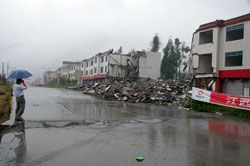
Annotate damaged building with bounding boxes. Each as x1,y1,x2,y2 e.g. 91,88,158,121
191,13,250,96
80,50,161,84
60,61,81,81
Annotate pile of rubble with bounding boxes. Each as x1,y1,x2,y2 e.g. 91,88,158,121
76,79,191,106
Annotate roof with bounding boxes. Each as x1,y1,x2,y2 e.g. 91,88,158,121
79,49,113,62
81,59,88,62
196,13,250,32
95,49,113,57
62,61,81,65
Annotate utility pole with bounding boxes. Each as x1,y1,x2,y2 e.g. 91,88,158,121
1,62,4,76
7,62,9,75
1,62,5,83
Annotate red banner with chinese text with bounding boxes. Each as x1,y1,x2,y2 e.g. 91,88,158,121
192,87,250,111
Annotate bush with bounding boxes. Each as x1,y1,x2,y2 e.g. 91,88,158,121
0,74,6,85
44,82,76,88
189,99,250,118
0,85,12,123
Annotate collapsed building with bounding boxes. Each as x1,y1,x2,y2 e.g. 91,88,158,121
80,50,161,84
44,50,161,85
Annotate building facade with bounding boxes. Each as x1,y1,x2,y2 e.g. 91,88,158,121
44,50,161,85
80,50,161,83
80,50,112,83
61,61,81,81
138,51,161,80
191,13,250,96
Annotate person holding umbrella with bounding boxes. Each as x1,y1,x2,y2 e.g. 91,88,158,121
13,79,27,121
8,69,32,123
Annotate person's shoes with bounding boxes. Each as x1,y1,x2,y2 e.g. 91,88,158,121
15,118,24,121
12,120,24,127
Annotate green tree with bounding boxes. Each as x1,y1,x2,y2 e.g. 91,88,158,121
116,46,123,54
150,33,161,52
161,38,176,79
173,39,190,80
174,38,181,79
128,48,137,56
161,37,190,80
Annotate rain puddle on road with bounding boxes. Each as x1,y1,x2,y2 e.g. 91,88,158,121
58,96,174,121
2,87,250,166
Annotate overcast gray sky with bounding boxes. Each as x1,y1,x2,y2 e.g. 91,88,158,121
0,0,250,78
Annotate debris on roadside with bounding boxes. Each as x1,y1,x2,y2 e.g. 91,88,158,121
76,79,191,106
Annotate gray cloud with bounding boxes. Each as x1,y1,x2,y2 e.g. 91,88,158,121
0,0,249,78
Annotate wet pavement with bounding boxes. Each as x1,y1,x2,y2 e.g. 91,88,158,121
1,86,250,166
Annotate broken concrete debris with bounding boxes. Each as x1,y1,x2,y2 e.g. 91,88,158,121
76,79,190,106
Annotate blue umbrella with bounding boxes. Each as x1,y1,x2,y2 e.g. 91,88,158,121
8,69,32,79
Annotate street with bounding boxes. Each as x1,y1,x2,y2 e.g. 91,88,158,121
1,86,250,166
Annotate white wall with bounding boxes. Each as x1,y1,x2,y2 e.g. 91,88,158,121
85,58,94,76
192,27,220,74
81,54,109,78
192,20,250,74
92,56,99,75
139,51,161,80
218,21,250,70
99,55,108,74
80,61,86,76
196,54,212,73
108,54,128,78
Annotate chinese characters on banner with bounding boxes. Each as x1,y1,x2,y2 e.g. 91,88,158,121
192,87,250,111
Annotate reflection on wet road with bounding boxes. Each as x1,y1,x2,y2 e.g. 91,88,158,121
0,122,26,166
1,87,250,166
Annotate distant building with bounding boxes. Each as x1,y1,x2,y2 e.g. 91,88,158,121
43,70,57,83
191,13,250,96
46,50,161,85
61,61,81,81
80,50,161,84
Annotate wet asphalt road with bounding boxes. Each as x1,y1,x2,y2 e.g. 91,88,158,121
1,86,250,166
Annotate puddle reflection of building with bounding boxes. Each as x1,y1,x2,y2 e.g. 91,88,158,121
209,120,250,141
186,120,250,166
0,121,27,165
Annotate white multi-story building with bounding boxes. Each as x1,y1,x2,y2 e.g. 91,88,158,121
61,61,81,81
81,50,111,82
80,50,161,83
191,13,250,96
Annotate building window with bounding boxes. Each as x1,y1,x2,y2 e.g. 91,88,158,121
226,24,244,42
86,62,88,67
101,56,104,63
225,51,243,67
199,30,213,44
95,57,97,63
94,67,97,73
105,66,107,72
91,60,93,65
100,67,103,73
86,70,88,76
105,56,108,62
90,69,93,75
